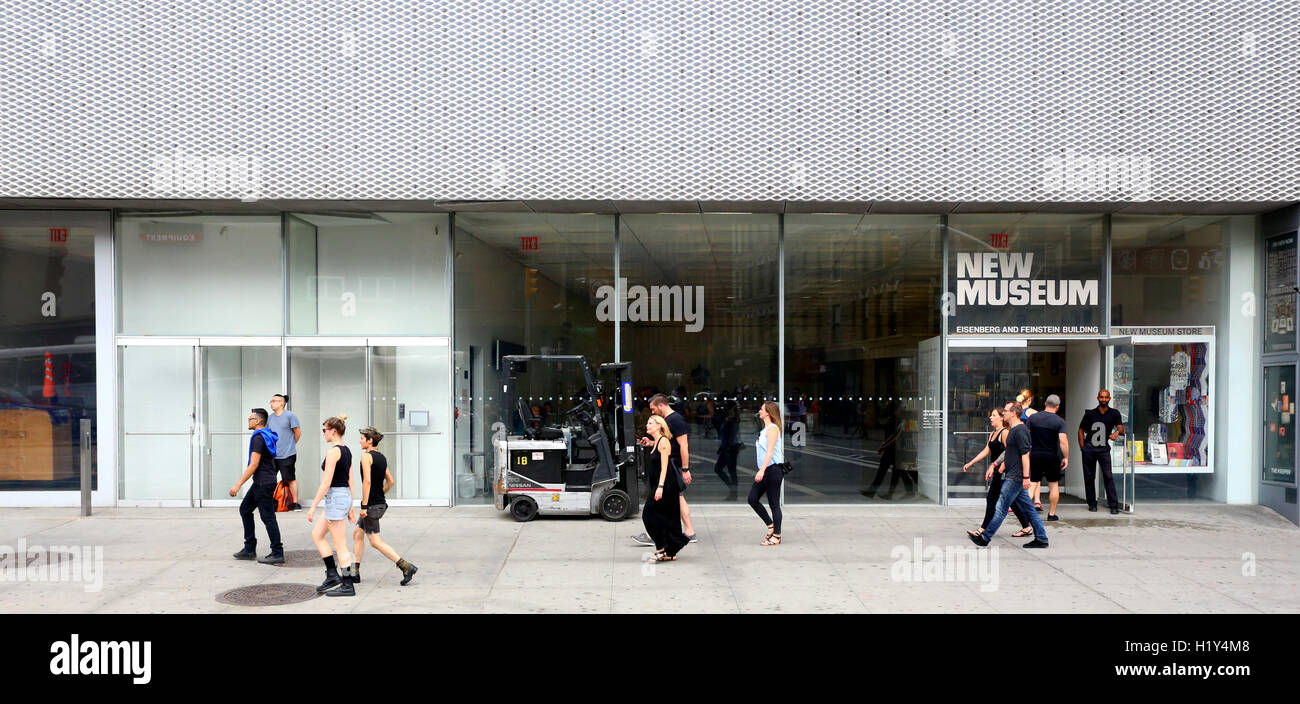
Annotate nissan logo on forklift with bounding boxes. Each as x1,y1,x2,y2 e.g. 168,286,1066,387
493,356,642,522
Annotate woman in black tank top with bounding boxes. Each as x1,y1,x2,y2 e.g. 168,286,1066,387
308,415,357,596
349,426,418,586
962,408,1031,538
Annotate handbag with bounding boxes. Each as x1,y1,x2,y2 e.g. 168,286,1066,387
778,461,794,475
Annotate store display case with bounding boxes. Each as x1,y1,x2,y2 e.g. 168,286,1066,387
1108,327,1215,475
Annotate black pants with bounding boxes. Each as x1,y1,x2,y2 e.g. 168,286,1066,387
868,447,914,496
715,446,739,488
983,473,1029,530
748,467,783,533
240,482,283,554
1082,451,1119,510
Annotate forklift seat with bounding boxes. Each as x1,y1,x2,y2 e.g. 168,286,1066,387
518,399,564,440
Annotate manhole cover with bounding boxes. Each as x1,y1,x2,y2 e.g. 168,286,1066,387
216,583,321,606
271,549,330,568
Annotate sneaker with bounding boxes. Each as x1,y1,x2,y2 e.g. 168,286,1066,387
686,533,699,543
1022,539,1049,548
316,573,342,593
326,575,355,597
1047,514,1059,522
257,553,285,565
232,547,256,560
1088,505,1098,512
291,502,303,511
631,533,655,546
400,563,418,586
1034,502,1043,512
1110,507,1120,514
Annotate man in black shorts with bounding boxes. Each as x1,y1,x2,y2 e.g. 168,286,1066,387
1026,394,1069,521
229,408,285,564
1078,389,1125,514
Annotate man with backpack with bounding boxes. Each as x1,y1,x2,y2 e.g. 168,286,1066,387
230,408,285,564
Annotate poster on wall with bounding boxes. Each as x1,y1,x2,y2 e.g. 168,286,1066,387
948,225,1106,336
1264,233,1297,353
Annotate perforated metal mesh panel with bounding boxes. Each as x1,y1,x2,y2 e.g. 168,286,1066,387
1,1,1296,202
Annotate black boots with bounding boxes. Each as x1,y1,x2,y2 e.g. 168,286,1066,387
351,563,360,584
233,545,257,560
325,566,355,597
316,566,342,592
397,558,418,586
257,553,285,564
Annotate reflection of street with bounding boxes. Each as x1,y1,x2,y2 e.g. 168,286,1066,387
679,433,924,503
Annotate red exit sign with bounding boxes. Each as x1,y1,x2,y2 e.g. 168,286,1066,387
49,228,68,243
520,236,539,251
990,233,1009,249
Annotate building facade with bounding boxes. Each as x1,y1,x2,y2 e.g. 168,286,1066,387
0,1,1294,521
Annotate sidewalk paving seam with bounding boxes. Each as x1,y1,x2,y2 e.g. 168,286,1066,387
791,516,870,613
702,515,744,614
483,524,523,613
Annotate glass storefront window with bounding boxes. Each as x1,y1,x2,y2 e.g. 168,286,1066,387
619,213,778,503
1111,215,1230,326
0,214,98,490
784,214,943,503
118,215,282,335
287,213,449,335
1263,365,1297,486
452,212,615,503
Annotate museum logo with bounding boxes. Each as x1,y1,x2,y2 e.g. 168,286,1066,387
955,252,1098,307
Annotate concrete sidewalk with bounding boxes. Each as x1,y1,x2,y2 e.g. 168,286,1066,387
0,504,1296,614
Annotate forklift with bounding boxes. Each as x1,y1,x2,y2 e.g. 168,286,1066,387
493,355,641,522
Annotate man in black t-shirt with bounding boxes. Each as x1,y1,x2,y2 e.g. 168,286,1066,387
1026,395,1070,521
1078,389,1125,514
230,408,284,564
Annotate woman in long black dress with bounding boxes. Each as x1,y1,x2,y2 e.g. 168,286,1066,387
642,415,688,562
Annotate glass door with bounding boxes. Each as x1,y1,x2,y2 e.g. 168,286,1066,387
369,339,451,503
1106,340,1136,512
120,342,197,503
199,341,283,505
287,340,369,503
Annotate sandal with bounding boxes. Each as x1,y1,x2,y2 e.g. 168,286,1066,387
645,550,665,563
760,534,782,546
654,552,677,562
967,529,985,538
1012,527,1034,538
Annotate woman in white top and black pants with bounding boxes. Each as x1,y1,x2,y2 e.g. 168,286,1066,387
749,401,785,546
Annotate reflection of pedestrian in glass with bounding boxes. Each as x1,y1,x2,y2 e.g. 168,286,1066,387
862,402,914,500
715,396,741,501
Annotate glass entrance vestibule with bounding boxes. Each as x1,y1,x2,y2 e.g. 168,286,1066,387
117,338,450,506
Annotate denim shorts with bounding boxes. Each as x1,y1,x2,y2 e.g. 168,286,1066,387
324,486,352,521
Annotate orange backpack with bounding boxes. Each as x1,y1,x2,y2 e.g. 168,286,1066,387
273,481,293,512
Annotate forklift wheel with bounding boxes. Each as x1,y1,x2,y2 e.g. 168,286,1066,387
599,490,631,522
510,496,539,522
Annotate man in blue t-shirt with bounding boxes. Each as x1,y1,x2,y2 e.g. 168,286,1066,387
267,393,302,510
230,408,284,564
969,402,1048,548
